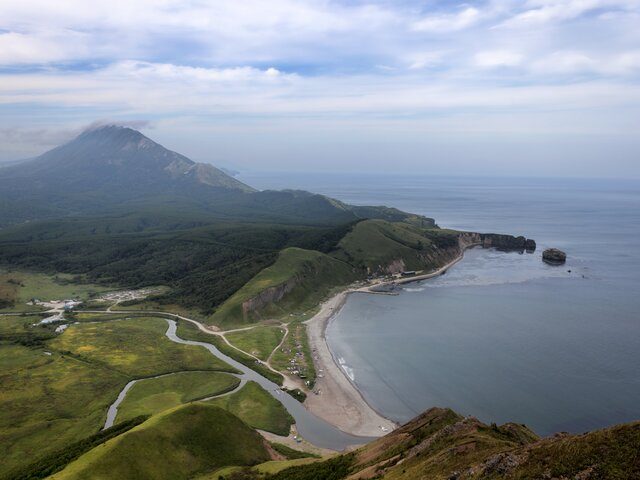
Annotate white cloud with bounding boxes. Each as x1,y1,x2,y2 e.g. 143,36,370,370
532,50,596,74
411,7,481,33
0,30,90,64
406,51,445,70
502,0,640,27
475,50,524,68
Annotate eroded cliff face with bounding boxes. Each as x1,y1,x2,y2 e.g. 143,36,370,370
458,232,536,252
241,275,299,321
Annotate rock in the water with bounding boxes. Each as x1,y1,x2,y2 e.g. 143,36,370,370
543,248,566,264
525,239,536,253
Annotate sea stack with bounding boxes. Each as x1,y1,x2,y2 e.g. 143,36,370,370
543,248,567,265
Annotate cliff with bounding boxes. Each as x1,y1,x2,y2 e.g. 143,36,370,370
211,220,536,326
459,232,536,252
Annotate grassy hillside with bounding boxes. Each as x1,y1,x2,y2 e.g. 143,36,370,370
332,219,460,274
49,404,272,480
211,247,356,327
208,221,461,328
0,316,234,476
115,371,241,423
260,408,640,480
206,381,294,436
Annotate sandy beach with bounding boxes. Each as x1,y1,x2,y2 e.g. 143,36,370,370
303,250,469,438
304,291,397,437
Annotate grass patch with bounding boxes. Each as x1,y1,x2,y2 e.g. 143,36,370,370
256,458,321,474
331,220,459,274
0,270,110,311
5,415,149,480
206,381,294,436
115,371,241,423
50,404,271,480
49,317,235,376
226,326,285,361
0,316,235,476
270,443,320,460
266,453,354,480
176,319,284,385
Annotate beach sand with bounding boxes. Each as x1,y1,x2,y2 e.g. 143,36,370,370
304,291,397,437
303,251,468,438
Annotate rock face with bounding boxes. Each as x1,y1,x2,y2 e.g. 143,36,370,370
525,238,537,252
241,276,299,320
543,248,567,264
457,232,536,253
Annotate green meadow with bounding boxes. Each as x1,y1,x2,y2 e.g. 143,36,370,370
115,371,240,423
206,381,294,436
0,270,110,311
0,316,235,476
225,325,286,361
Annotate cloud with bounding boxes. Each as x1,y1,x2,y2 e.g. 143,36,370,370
411,7,481,33
475,50,524,68
0,30,90,65
501,0,640,27
0,0,639,172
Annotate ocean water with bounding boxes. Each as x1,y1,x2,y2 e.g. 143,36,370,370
240,173,640,436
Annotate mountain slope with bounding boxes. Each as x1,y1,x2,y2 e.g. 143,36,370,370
0,125,432,228
0,125,255,225
268,408,640,480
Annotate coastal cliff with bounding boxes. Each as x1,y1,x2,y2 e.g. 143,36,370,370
459,232,536,252
210,219,535,326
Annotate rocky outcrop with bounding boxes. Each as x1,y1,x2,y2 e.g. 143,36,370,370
542,248,566,264
457,232,536,253
481,234,536,252
241,276,299,320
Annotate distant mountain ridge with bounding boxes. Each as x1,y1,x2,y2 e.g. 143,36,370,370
0,125,429,228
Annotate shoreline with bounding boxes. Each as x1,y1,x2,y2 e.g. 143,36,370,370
304,248,472,438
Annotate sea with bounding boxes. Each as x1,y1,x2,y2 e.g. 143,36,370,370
239,173,640,436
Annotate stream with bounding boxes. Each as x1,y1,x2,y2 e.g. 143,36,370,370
104,319,372,450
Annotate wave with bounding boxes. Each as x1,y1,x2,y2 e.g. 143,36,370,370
338,357,355,382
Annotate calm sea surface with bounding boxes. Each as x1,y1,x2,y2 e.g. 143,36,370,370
240,173,640,435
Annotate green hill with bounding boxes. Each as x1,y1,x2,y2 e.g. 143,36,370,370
211,247,356,326
332,219,461,274
206,381,294,436
49,404,272,480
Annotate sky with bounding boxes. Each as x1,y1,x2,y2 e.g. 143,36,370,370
0,0,639,177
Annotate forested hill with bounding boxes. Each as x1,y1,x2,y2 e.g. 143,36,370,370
0,125,443,317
